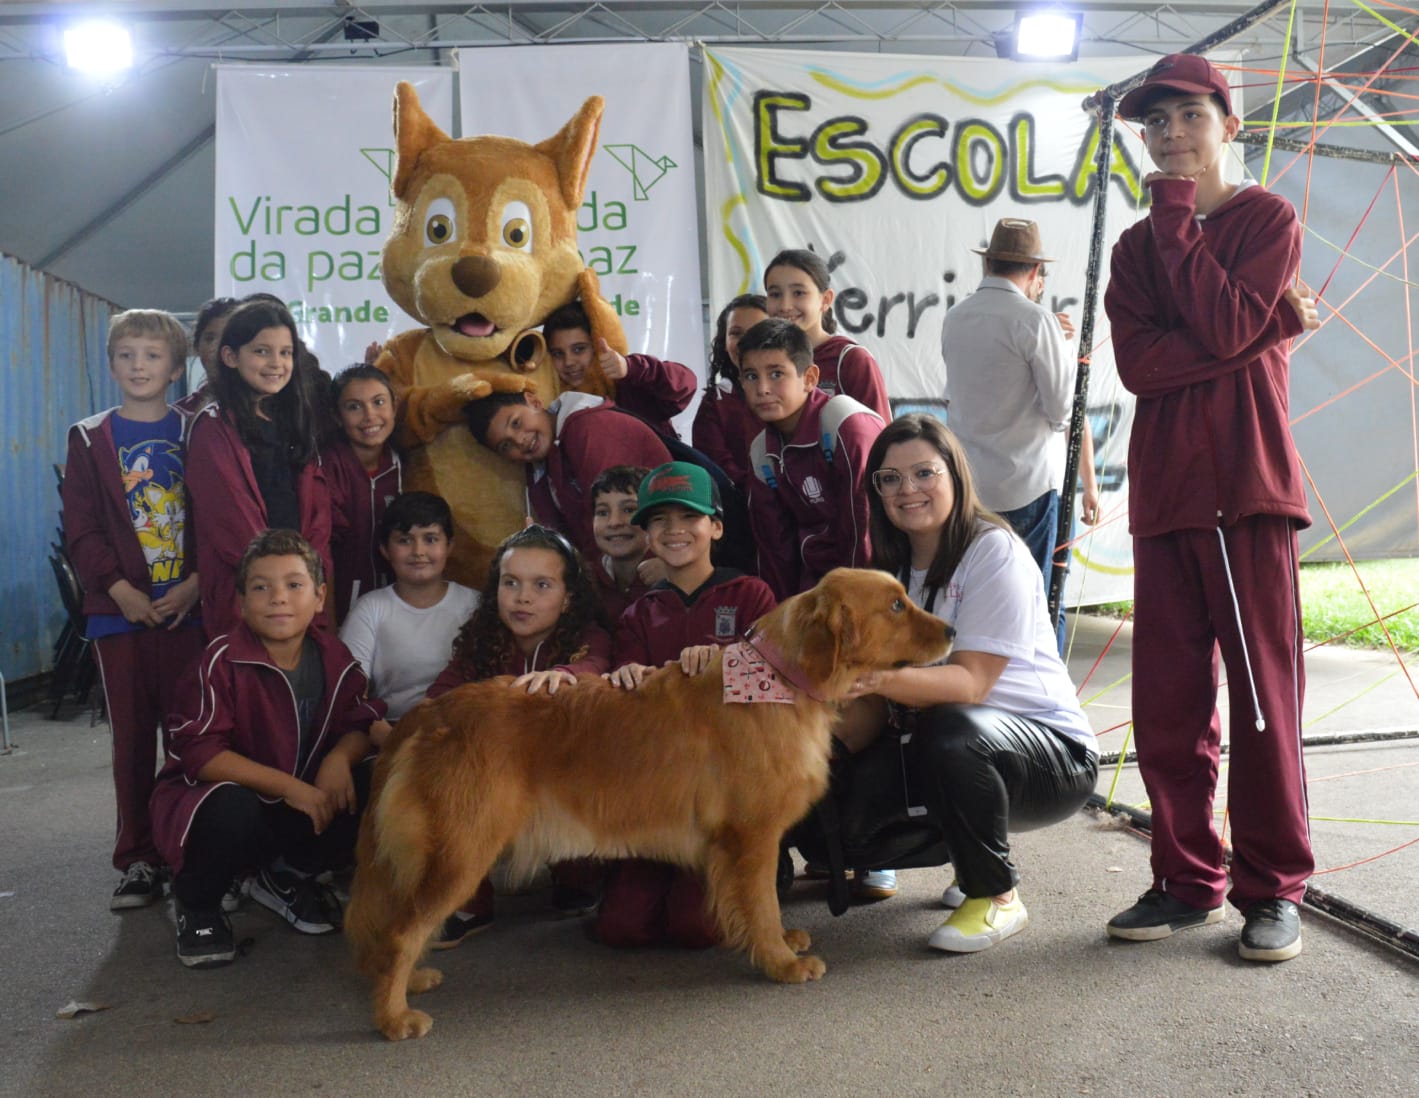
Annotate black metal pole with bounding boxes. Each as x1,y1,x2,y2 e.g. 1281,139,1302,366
1049,95,1113,629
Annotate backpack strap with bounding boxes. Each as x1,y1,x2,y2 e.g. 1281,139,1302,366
817,393,881,466
749,428,777,488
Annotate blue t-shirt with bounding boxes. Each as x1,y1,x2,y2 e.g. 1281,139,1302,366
87,410,191,639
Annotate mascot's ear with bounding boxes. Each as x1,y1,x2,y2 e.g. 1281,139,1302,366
534,95,604,211
392,81,452,198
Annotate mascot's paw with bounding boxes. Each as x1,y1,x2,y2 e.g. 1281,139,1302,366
407,966,444,995
379,1008,434,1042
767,953,827,984
449,373,493,402
783,928,812,954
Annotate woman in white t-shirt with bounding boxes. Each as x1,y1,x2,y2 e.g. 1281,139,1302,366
845,413,1098,953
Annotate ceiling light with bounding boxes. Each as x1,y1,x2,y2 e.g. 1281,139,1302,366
1010,10,1083,63
63,21,134,74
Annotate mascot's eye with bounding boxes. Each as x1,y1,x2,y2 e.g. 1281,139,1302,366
891,598,905,613
499,200,534,252
424,197,457,246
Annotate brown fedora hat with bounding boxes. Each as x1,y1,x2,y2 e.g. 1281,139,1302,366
972,218,1053,264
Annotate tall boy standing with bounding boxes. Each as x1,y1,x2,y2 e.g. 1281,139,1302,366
738,319,883,599
1102,54,1321,962
150,530,385,968
61,309,203,909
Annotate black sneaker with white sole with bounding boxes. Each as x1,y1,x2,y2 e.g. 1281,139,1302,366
175,901,236,968
249,864,342,935
111,861,163,910
1239,899,1302,962
1107,888,1225,941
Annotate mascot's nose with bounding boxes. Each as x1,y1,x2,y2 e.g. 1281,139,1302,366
451,255,501,298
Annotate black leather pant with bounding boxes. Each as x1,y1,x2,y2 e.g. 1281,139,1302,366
908,704,1098,899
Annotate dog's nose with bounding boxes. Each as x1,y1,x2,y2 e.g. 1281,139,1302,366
452,255,501,298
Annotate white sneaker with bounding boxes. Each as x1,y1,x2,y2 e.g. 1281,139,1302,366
928,893,1028,953
940,880,966,909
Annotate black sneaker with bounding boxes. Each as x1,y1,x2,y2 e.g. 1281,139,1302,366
249,864,341,935
111,861,163,910
1107,888,1225,941
175,901,236,968
430,910,493,951
551,884,601,918
221,876,246,914
1239,899,1302,962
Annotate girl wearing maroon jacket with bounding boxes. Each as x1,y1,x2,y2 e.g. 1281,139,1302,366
691,294,769,493
424,525,612,947
186,301,333,638
322,365,403,624
764,248,892,424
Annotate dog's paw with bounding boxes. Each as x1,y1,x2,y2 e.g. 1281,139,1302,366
766,953,826,984
407,966,444,995
379,1008,434,1041
783,928,812,954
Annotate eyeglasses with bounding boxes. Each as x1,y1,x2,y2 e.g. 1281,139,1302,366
871,463,948,496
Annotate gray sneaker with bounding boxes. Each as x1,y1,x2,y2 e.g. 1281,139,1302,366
1107,888,1224,941
1239,899,1302,962
111,861,163,910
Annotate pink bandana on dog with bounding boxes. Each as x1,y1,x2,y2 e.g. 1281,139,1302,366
722,641,797,704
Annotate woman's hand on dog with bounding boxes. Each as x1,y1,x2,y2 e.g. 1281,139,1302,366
843,669,887,699
604,663,652,690
512,668,578,695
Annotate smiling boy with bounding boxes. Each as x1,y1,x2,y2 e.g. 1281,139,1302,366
151,530,385,968
738,318,883,598
1103,54,1322,962
465,390,670,565
62,309,203,909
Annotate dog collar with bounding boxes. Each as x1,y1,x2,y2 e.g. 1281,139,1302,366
737,627,831,704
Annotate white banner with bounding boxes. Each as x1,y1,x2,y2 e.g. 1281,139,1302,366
702,48,1246,608
214,65,455,371
457,43,705,408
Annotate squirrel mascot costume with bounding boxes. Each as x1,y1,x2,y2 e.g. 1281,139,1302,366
376,81,628,584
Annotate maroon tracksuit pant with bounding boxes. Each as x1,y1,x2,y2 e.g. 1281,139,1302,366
1132,515,1313,911
94,627,200,870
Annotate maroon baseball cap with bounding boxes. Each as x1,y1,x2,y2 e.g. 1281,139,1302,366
1117,54,1234,121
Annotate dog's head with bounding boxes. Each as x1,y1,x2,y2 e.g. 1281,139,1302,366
381,83,601,362
771,568,954,700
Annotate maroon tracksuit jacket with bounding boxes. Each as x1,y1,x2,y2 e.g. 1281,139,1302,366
614,354,698,439
814,335,892,424
322,438,402,624
612,569,777,667
692,382,761,493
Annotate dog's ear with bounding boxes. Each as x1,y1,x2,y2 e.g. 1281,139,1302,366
792,588,855,685
391,81,451,198
535,95,604,211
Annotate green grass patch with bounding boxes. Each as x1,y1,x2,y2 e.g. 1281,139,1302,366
1298,559,1419,652
1081,559,1419,653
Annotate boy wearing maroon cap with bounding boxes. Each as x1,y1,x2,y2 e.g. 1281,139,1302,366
738,318,884,599
1103,54,1321,962
596,461,777,949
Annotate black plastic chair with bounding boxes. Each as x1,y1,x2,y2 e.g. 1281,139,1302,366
48,545,97,719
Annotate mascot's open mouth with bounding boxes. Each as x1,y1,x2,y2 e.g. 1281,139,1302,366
452,312,497,339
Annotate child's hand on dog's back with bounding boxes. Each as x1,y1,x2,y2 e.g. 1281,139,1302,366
678,646,718,677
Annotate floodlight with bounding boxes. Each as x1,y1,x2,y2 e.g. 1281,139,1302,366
63,21,134,74
1011,10,1083,62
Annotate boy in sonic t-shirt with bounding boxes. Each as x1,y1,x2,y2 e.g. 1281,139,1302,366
61,309,203,911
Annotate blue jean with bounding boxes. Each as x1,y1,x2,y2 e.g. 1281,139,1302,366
999,490,1066,653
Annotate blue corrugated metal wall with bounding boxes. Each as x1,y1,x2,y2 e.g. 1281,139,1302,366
1,252,119,681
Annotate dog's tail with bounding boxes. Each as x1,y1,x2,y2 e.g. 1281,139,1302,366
346,732,434,976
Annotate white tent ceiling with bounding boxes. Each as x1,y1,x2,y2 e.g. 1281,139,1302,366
0,1,1408,309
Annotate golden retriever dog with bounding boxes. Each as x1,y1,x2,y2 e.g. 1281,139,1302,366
346,567,952,1040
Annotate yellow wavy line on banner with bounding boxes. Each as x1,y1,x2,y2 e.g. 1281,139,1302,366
718,193,755,294
1072,550,1135,577
809,70,1099,104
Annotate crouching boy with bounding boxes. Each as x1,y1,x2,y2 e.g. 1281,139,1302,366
150,530,386,968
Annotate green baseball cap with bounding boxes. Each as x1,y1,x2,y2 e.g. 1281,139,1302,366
632,461,722,527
